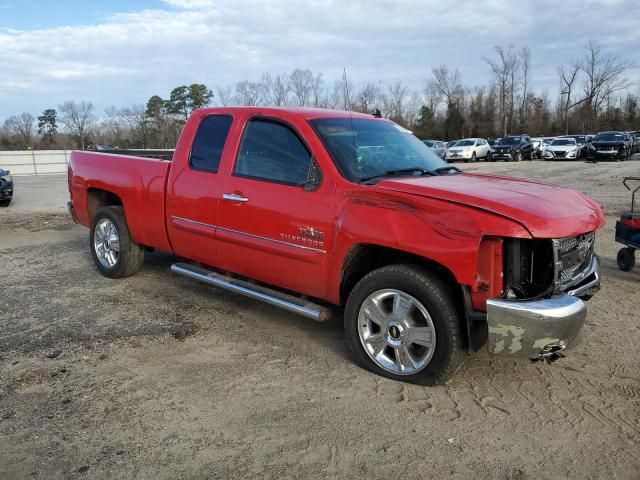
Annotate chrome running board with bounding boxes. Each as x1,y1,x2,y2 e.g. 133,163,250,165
171,263,332,322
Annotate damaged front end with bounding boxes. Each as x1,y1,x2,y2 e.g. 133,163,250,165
483,233,600,362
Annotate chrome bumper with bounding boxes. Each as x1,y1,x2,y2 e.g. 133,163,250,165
486,256,600,359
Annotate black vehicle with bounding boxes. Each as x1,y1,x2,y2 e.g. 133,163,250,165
0,168,13,207
586,131,630,162
615,177,640,271
491,135,534,162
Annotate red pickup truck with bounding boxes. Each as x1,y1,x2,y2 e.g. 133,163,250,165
68,107,604,384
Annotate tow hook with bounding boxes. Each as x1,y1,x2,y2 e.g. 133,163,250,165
532,341,567,364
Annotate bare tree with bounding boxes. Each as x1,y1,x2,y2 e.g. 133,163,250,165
430,65,462,107
386,81,409,123
484,46,518,135
519,46,531,128
261,72,290,106
215,86,233,106
289,68,314,107
3,112,35,147
311,72,324,107
103,107,124,146
558,64,581,134
577,40,635,130
120,105,149,148
356,82,381,113
59,100,95,149
235,81,263,106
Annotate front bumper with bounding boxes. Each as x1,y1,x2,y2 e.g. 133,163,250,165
486,255,600,360
492,151,513,160
0,181,12,198
446,152,471,161
587,150,626,161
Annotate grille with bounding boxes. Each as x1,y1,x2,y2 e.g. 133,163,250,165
555,150,566,157
554,232,595,290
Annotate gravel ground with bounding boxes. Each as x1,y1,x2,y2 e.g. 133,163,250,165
1,159,639,479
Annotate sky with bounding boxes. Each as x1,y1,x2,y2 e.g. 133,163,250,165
0,0,639,119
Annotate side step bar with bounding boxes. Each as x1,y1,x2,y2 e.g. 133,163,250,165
171,263,333,322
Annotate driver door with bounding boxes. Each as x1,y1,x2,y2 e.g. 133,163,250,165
216,116,335,299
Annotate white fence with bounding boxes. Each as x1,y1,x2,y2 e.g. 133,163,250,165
0,149,174,175
0,150,71,175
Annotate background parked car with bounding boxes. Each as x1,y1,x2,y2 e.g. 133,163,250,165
586,131,630,161
491,135,534,161
560,135,588,158
443,140,458,161
445,138,491,162
422,139,446,159
0,168,13,207
532,138,554,159
544,137,580,160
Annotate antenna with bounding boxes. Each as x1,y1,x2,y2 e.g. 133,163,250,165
342,68,358,169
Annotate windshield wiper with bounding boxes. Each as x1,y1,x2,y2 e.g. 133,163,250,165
359,168,435,184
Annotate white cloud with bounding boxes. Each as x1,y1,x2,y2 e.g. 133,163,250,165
0,0,638,117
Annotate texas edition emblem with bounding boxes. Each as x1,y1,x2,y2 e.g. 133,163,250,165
280,227,325,248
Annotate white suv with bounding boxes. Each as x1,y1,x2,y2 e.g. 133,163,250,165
445,138,491,162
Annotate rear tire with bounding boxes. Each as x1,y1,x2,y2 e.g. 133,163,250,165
344,264,464,385
617,248,636,272
90,206,145,278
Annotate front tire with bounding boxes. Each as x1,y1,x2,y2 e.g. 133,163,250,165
344,264,464,385
0,198,11,207
514,151,522,162
90,206,145,278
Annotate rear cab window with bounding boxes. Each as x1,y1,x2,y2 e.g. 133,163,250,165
189,115,233,173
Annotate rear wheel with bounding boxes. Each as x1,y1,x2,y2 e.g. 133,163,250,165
90,206,145,278
344,264,464,385
617,248,636,272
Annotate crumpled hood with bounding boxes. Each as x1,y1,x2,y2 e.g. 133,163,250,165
374,173,604,238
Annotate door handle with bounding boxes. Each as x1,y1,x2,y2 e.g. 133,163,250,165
223,193,249,203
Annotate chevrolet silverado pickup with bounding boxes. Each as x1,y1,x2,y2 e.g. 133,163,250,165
67,107,604,385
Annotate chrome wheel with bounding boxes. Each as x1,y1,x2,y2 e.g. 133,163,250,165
93,218,120,268
357,289,436,375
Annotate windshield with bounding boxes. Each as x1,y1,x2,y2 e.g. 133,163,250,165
498,136,521,145
594,132,624,142
310,118,447,182
454,140,474,147
422,140,434,147
565,136,585,143
0,169,6,176
551,139,576,146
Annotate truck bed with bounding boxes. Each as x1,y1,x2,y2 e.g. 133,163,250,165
68,151,172,252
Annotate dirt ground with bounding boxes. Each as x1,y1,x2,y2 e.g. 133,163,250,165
1,160,639,479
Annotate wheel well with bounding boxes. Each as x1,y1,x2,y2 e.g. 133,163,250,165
340,244,460,304
87,188,122,221
339,244,469,349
